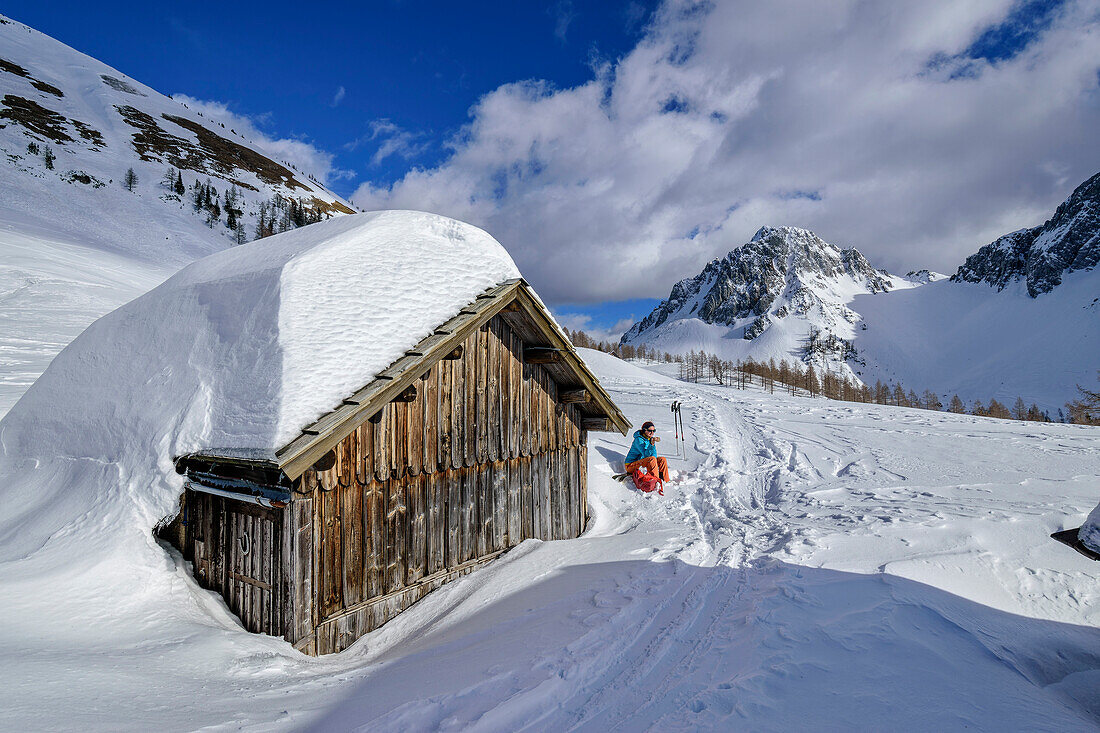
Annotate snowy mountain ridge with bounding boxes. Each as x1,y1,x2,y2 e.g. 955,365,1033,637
621,214,1098,412
953,170,1100,296
623,225,895,347
0,14,359,414
0,12,354,265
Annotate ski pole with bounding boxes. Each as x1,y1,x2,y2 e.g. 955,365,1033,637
673,400,682,457
671,401,681,458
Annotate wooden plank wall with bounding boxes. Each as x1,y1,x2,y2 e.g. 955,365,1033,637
299,313,591,654
318,315,584,483
186,490,283,637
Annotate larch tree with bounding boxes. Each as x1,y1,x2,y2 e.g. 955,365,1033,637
1066,371,1100,425
922,390,943,411
1011,397,1028,420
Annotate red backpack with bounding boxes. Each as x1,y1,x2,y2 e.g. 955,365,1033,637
631,468,664,496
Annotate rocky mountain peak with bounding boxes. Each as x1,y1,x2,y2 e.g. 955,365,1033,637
952,170,1100,296
622,226,893,346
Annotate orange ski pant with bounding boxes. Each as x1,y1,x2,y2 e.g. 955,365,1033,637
625,456,669,482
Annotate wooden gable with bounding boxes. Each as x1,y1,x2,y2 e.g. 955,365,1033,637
275,278,629,479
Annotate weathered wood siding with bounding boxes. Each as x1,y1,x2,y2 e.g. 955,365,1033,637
185,491,283,636
299,314,590,654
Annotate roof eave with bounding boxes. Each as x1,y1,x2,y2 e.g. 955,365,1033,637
274,278,629,480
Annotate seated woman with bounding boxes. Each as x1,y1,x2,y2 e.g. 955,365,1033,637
625,421,670,482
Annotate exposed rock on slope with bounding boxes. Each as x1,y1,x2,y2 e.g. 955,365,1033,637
0,12,354,264
622,226,892,348
953,171,1100,296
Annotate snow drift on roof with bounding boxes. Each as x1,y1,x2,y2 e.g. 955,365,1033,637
0,210,519,558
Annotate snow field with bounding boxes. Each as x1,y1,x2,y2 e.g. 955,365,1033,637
306,350,1100,730
0,217,171,415
1,347,1099,730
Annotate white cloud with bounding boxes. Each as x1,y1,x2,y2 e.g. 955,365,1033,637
346,119,431,166
553,313,638,345
331,85,346,107
352,0,1100,304
551,1,576,43
171,94,352,186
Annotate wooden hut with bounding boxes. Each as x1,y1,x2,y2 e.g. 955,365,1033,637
165,278,629,655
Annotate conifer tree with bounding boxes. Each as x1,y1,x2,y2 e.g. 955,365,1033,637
1066,371,1100,424
1011,397,1028,420
174,171,185,195
922,390,943,411
123,167,138,191
256,203,269,239
948,395,965,413
873,380,889,404
43,146,55,169
805,365,820,396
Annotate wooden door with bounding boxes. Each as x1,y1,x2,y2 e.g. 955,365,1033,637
187,490,282,636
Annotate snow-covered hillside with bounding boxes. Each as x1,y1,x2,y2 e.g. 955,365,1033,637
853,267,1099,413
622,222,1098,413
0,216,171,414
0,14,358,415
0,13,354,265
2,345,1099,731
621,226,900,382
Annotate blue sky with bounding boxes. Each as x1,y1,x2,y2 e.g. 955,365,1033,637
7,1,1100,342
6,0,666,337
6,1,658,193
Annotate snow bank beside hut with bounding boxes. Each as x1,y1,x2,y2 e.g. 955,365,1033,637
0,210,519,560
1078,503,1100,553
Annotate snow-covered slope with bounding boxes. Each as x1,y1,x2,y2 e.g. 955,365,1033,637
0,13,354,265
0,13,359,420
0,211,519,560
621,226,900,381
852,268,1099,412
622,220,1098,412
3,349,1099,731
0,215,171,415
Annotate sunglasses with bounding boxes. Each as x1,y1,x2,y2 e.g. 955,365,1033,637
644,428,656,433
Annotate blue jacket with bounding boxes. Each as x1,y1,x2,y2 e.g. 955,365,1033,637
625,430,656,465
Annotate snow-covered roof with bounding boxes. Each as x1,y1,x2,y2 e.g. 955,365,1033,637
154,211,523,451
0,211,519,558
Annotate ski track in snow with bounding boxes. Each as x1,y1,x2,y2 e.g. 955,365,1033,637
303,358,1100,731
3,351,1100,730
